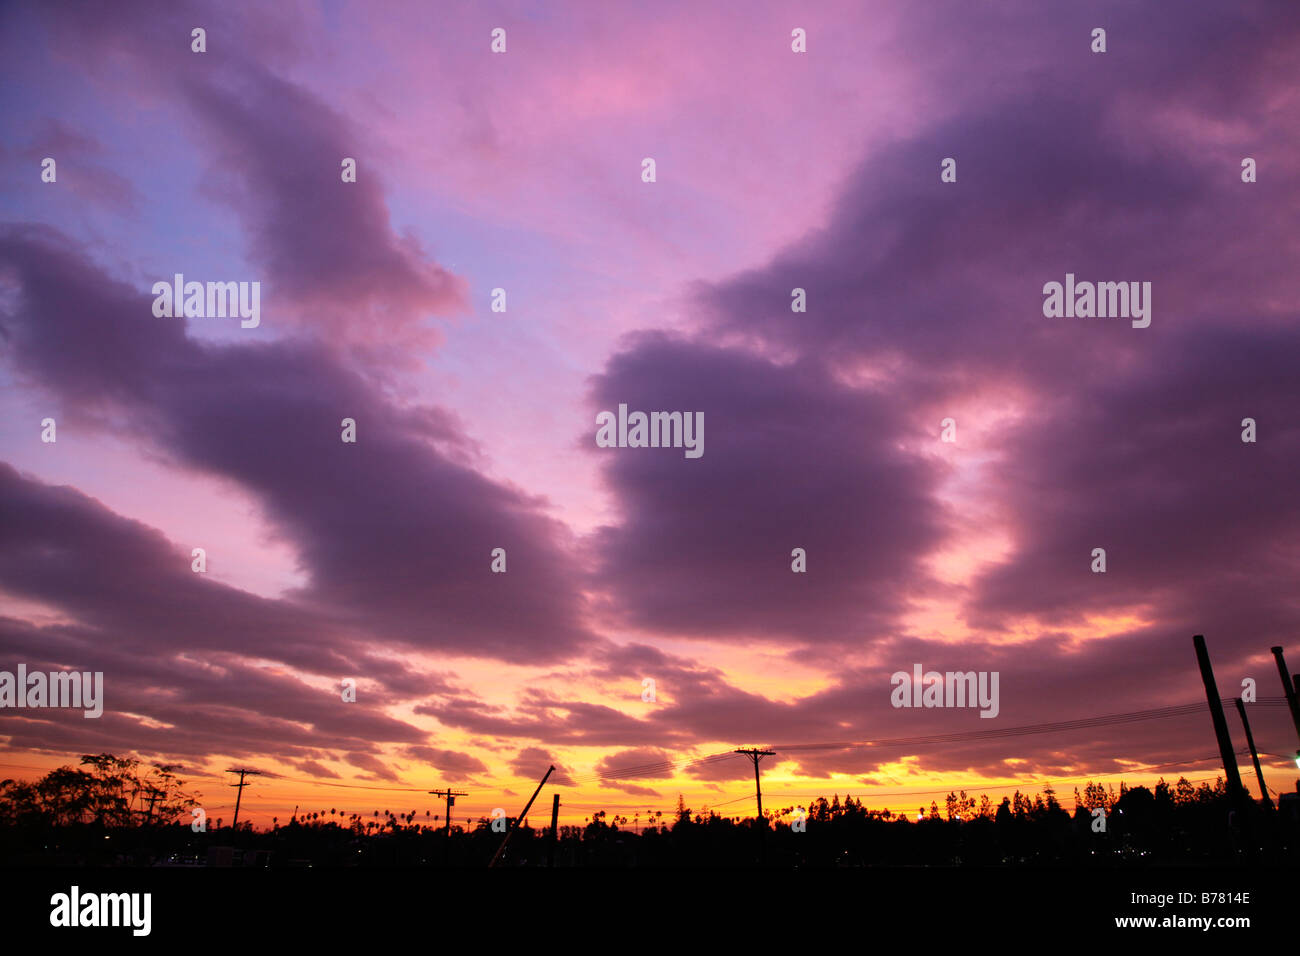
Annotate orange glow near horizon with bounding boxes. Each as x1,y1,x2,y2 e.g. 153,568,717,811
0,747,1273,832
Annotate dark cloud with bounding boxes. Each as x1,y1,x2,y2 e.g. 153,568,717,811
344,752,399,782
417,690,680,750
27,0,467,354
294,760,342,780
597,780,662,798
0,229,596,665
507,747,576,788
586,335,947,646
401,746,490,781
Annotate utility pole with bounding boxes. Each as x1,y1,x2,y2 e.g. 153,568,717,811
548,793,560,868
1234,698,1272,808
1192,636,1245,803
143,786,165,824
735,748,777,823
489,766,553,868
428,787,467,867
736,748,776,866
226,768,262,833
428,788,468,838
1272,647,1300,745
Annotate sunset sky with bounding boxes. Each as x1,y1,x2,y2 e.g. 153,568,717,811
2,0,1299,829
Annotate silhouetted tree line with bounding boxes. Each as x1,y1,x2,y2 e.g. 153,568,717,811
0,754,196,830
3,755,1296,866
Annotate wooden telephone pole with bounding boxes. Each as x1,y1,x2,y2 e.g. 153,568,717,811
1192,636,1245,803
548,793,560,868
428,787,468,866
734,748,777,822
735,748,776,865
1270,646,1300,746
488,766,553,867
1234,698,1272,807
428,788,468,837
226,768,262,832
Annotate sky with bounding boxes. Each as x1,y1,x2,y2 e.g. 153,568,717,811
2,0,1299,829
